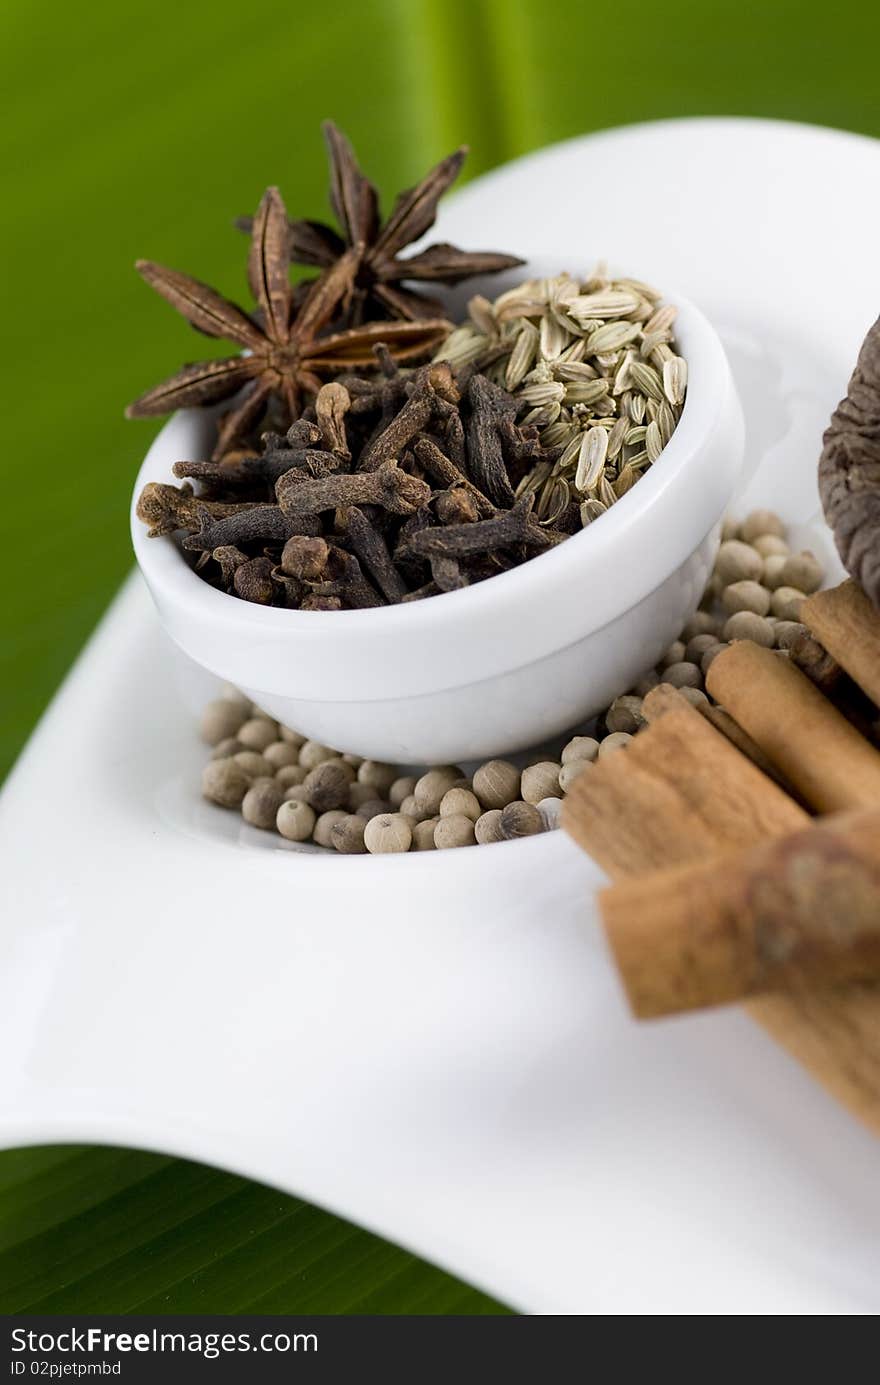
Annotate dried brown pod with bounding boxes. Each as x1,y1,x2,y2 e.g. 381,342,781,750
235,121,523,324
819,314,880,608
127,186,450,458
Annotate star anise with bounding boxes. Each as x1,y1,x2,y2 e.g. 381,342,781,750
236,122,524,324
127,186,451,459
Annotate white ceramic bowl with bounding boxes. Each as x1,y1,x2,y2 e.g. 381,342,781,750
131,272,744,762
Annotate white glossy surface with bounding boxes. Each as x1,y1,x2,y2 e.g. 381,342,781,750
3,120,880,1314
132,279,744,762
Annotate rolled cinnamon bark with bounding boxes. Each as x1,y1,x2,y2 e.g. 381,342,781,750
562,694,880,1134
561,694,806,878
642,683,799,794
706,642,880,811
600,809,880,1018
802,579,880,707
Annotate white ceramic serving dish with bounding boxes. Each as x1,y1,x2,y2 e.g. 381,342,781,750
3,119,879,1316
131,267,744,762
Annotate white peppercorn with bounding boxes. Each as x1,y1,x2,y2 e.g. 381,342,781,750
721,580,771,616
412,818,440,850
280,783,310,804
200,697,249,746
276,799,317,842
211,736,243,760
304,759,355,811
312,809,348,848
751,533,789,559
774,619,809,650
681,610,719,640
263,741,300,770
242,780,286,830
355,798,391,821
275,763,306,789
434,813,477,848
761,554,788,590
536,797,563,830
605,695,645,734
331,814,367,853
780,551,822,594
470,760,520,809
233,750,273,780
389,775,417,808
715,539,763,584
202,758,251,808
598,732,633,757
721,516,739,541
348,781,379,810
661,639,686,667
770,586,806,622
521,761,561,804
740,509,785,542
499,801,544,839
682,633,717,665
364,812,413,854
474,809,504,844
357,760,398,795
722,611,775,646
663,661,703,689
219,685,252,712
415,766,466,814
439,786,483,820
700,641,728,676
278,726,307,749
677,686,709,709
341,752,363,768
559,760,590,792
399,793,430,822
561,736,600,765
236,717,279,752
299,740,337,770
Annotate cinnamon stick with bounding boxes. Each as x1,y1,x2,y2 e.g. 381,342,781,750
802,579,880,707
706,642,880,812
642,683,798,794
562,694,880,1135
561,695,807,878
600,808,880,1018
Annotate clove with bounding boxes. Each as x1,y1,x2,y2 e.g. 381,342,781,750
276,462,431,519
338,506,409,603
359,363,460,471
464,374,518,507
182,504,319,553
315,382,352,460
233,555,276,605
414,437,494,517
410,494,563,560
136,482,256,537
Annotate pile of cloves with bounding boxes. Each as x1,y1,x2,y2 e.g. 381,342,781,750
137,352,573,609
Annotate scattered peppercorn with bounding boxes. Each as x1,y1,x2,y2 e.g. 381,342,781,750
364,813,413,854
202,758,251,807
471,760,521,809
193,510,826,853
201,698,249,746
242,780,286,830
439,786,482,821
236,717,279,752
499,801,544,839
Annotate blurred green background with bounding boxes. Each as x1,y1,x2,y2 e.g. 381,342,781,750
2,0,879,1315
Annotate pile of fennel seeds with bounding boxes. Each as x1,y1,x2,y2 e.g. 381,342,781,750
437,265,687,529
